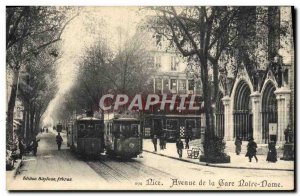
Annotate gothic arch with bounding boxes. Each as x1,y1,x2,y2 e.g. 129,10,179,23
261,81,278,143
233,80,253,140
260,70,278,93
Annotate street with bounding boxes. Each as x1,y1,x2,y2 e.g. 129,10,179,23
5,6,296,192
7,130,294,190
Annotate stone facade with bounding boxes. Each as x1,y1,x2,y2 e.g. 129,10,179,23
148,7,294,144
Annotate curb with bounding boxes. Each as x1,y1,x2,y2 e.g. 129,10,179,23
143,150,294,172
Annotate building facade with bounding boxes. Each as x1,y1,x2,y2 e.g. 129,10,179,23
146,7,294,144
217,7,294,144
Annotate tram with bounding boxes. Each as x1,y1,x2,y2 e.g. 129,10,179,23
104,113,142,158
68,116,105,157
56,123,63,132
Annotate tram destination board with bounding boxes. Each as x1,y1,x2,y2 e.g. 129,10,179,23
5,5,295,192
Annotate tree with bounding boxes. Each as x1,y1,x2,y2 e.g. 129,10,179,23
6,6,77,149
17,45,58,142
56,30,156,122
145,6,277,162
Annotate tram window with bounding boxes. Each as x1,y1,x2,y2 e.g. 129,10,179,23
85,124,95,138
131,124,139,137
95,124,101,131
95,124,103,138
85,124,94,138
79,124,85,130
78,124,85,138
120,123,139,138
121,124,130,132
121,124,131,138
113,123,121,138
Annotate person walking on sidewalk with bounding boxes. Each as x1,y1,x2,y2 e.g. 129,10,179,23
176,138,184,158
235,137,242,155
245,137,258,162
266,140,277,162
159,135,165,150
56,133,63,150
152,135,158,152
18,138,25,158
30,137,40,156
162,131,167,149
185,135,190,149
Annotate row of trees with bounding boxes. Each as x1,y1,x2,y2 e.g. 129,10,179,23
6,6,77,148
55,30,156,122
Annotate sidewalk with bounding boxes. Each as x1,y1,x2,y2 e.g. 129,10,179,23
8,131,107,190
6,158,23,187
143,139,294,171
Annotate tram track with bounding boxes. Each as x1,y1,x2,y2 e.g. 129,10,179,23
121,159,175,178
86,155,175,183
86,160,129,183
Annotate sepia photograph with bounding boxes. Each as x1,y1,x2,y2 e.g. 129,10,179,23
5,5,295,191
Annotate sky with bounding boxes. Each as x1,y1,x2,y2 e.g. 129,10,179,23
42,7,142,126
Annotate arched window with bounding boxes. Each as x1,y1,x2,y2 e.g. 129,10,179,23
261,82,277,143
233,80,253,140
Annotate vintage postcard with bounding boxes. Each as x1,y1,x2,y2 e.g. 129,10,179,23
6,6,295,191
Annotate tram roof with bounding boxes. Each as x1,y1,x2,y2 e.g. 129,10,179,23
76,117,102,121
113,118,139,122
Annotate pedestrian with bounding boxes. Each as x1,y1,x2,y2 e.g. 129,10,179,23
46,128,48,133
159,135,165,150
185,135,190,149
266,140,277,162
284,124,292,143
40,128,43,134
30,137,40,156
152,135,158,152
176,138,184,158
162,131,167,149
18,138,25,158
56,132,63,150
245,137,258,162
284,127,289,143
235,137,242,155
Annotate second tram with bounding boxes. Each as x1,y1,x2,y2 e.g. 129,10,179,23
104,114,142,158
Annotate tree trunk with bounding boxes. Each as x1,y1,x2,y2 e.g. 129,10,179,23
6,69,20,150
199,59,229,163
30,106,35,136
21,105,26,138
212,62,219,103
34,111,41,134
25,104,31,142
